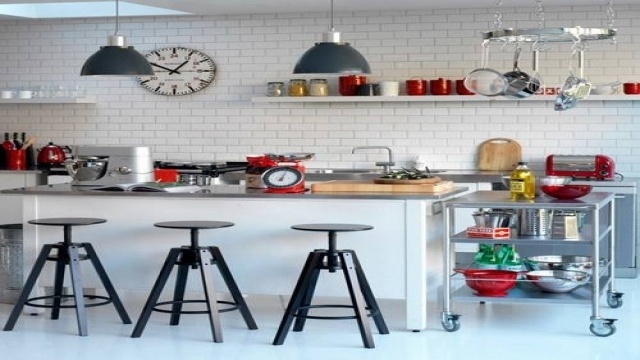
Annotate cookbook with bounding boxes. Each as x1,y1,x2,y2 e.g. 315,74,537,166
91,182,202,193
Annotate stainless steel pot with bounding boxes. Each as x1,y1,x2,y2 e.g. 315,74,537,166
178,174,210,186
518,209,554,236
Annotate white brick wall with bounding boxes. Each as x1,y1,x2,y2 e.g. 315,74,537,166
1,5,640,175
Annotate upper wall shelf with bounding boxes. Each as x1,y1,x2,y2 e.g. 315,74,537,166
0,96,96,104
251,95,638,103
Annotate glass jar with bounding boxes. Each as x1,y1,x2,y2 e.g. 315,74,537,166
267,82,284,97
288,79,308,97
309,79,329,96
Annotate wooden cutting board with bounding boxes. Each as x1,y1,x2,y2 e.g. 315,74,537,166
311,180,454,193
476,138,522,171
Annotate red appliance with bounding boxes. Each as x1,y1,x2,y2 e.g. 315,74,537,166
248,153,313,193
545,154,615,180
37,142,71,167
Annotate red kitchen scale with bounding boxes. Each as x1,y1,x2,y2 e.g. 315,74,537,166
258,153,314,193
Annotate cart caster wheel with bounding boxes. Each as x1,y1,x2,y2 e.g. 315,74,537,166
441,315,461,332
590,323,616,337
607,292,624,308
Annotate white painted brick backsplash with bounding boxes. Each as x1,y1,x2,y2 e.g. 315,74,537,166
1,5,640,175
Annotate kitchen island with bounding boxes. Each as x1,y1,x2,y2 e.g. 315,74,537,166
3,183,468,331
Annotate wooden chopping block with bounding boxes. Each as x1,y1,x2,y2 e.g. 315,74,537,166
310,180,454,193
476,138,522,171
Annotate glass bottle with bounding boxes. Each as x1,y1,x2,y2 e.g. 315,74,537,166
510,161,535,200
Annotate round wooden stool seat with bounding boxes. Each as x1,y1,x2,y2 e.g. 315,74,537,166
291,223,373,232
154,221,234,230
28,217,107,227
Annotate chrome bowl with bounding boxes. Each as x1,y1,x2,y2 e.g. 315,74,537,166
525,269,590,293
64,157,108,181
523,255,594,275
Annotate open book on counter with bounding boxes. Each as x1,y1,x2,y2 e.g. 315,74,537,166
91,182,203,193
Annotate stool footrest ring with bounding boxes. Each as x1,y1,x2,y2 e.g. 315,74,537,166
152,299,239,315
24,294,112,309
294,304,379,321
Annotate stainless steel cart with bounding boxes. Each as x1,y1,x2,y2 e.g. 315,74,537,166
441,191,623,337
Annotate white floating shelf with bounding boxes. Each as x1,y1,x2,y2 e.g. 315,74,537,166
0,96,96,104
252,95,638,103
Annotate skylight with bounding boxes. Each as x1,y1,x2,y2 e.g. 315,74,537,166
0,1,191,19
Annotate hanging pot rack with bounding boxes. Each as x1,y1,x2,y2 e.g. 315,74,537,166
482,26,616,44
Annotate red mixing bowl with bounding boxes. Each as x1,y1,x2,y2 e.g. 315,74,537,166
454,268,518,297
541,184,593,200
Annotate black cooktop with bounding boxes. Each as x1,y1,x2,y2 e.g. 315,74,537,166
154,160,248,176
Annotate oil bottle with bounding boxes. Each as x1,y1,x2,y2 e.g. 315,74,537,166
509,161,535,200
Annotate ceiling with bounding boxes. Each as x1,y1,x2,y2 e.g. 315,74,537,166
0,0,634,19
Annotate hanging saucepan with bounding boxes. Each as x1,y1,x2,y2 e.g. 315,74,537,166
503,45,541,99
464,41,509,97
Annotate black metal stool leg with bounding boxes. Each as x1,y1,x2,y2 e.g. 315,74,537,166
169,259,189,326
340,252,375,349
198,248,223,343
131,248,182,338
208,246,258,330
273,251,324,345
3,244,55,331
68,244,88,336
292,254,322,332
83,243,132,324
51,245,67,320
349,250,389,334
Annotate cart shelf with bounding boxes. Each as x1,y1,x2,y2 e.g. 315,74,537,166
441,190,622,337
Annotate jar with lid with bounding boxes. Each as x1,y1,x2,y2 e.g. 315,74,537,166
267,82,285,97
288,79,308,97
309,79,329,96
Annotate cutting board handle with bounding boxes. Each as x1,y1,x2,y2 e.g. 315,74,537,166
481,138,518,145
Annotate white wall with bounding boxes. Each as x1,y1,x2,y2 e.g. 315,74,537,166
0,4,639,175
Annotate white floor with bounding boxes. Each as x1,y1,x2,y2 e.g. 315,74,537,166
0,278,639,360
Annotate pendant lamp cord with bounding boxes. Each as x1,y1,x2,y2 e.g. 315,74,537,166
329,0,335,32
114,0,120,35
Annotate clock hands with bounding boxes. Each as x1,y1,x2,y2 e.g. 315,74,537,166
149,62,176,73
169,60,190,75
149,60,190,75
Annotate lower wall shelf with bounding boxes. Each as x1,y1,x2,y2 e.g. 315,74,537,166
251,95,638,103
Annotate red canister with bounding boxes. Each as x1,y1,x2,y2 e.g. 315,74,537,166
405,79,427,96
455,79,475,95
623,82,639,95
339,75,367,96
430,78,452,95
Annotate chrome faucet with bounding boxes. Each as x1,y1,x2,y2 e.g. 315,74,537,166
351,146,396,173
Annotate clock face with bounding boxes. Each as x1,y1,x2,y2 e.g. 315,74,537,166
262,166,304,189
138,47,216,96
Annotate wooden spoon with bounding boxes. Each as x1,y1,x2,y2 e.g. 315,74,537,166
21,135,36,150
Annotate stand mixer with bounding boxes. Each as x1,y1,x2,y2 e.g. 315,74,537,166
65,146,154,186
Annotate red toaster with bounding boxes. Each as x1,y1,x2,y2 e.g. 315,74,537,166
545,154,615,180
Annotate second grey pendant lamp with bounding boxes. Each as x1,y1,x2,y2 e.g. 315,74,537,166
80,0,154,76
293,0,371,74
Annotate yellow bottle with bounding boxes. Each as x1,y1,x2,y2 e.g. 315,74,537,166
510,161,535,200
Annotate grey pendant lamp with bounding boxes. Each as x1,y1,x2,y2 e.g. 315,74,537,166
80,0,154,76
293,0,371,74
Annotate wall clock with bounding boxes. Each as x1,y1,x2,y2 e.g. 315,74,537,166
138,47,216,96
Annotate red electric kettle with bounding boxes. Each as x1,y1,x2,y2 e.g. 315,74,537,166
37,142,70,167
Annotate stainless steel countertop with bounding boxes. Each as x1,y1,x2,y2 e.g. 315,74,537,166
2,183,469,201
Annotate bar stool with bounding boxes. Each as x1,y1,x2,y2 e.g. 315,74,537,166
273,223,389,349
131,221,257,342
3,217,131,336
